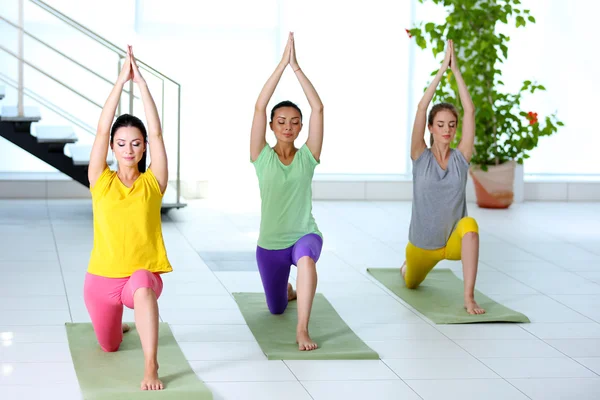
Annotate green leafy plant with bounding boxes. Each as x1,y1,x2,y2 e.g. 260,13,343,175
408,0,563,170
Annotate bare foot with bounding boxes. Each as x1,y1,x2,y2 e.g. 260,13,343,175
465,299,486,315
287,283,297,301
401,261,407,279
122,323,131,333
141,362,163,391
296,330,318,351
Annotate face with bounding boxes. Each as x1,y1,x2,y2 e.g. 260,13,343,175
429,110,457,145
111,126,146,168
270,107,302,143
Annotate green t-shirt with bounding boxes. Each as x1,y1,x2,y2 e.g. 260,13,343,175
252,144,322,250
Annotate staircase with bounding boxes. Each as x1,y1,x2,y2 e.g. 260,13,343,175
0,0,185,212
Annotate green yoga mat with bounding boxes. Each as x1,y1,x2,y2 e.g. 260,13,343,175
65,323,212,400
233,292,379,360
367,268,530,324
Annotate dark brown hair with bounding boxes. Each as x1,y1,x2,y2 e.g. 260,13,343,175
270,100,303,122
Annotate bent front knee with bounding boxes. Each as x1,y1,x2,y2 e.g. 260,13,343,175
458,217,479,235
463,231,479,240
134,287,155,298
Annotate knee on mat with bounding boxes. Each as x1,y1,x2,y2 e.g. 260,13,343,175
100,342,120,353
405,282,420,290
267,302,287,315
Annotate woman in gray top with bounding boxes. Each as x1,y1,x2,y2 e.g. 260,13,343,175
402,40,485,315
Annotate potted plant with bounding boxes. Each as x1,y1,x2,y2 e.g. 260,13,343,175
408,0,563,208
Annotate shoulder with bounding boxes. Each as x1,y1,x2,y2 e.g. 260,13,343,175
300,144,319,166
452,148,470,167
413,148,432,165
252,144,274,166
142,168,164,195
90,167,116,196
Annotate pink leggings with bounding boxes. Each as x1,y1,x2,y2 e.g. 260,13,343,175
84,270,163,352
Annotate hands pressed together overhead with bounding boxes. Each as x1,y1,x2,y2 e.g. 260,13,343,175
118,45,145,86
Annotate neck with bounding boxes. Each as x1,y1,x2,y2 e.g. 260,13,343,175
274,141,296,157
117,165,140,180
431,142,451,158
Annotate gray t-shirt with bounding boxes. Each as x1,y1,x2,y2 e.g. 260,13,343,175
409,148,469,249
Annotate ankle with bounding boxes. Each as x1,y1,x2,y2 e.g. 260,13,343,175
296,327,309,335
145,359,158,370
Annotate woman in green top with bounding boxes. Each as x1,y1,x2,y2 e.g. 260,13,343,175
250,32,324,351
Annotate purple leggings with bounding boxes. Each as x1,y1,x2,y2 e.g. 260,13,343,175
256,233,323,314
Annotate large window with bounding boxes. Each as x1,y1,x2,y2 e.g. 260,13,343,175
410,0,599,176
276,0,411,174
497,0,599,175
1,0,595,178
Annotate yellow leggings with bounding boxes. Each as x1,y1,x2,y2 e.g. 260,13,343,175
405,217,479,289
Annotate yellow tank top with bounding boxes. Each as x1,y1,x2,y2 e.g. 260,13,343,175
87,167,172,278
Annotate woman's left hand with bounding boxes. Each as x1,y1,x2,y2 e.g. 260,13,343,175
290,32,300,71
129,45,146,85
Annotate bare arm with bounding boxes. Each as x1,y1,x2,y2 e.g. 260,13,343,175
89,49,132,188
129,47,168,193
451,41,476,163
250,34,292,162
411,41,452,161
290,34,324,161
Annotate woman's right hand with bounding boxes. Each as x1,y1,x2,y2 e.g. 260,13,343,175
279,33,292,67
441,40,452,71
117,47,133,85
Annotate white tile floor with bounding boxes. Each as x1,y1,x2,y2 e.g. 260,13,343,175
1,199,600,399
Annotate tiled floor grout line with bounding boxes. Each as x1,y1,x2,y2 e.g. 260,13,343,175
280,360,316,400
46,200,74,324
3,199,600,399
330,201,545,399
379,358,426,400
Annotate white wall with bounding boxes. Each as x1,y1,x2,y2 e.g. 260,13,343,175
0,0,597,189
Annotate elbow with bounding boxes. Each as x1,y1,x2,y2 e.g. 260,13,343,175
416,103,429,113
313,104,324,113
464,106,476,116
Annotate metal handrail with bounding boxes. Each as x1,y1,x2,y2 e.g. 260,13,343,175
1,0,183,205
0,44,103,109
0,72,95,134
29,0,182,205
30,0,181,86
0,15,138,99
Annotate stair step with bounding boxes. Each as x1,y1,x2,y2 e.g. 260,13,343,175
69,144,114,166
0,86,5,100
0,105,42,122
35,126,78,144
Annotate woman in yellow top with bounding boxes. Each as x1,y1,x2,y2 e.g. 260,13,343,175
85,45,171,391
